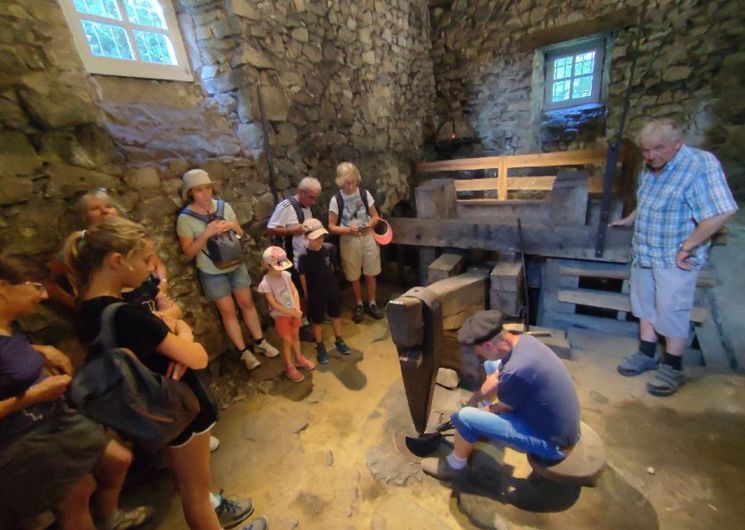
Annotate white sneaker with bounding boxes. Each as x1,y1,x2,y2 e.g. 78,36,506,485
210,435,220,452
254,340,279,358
241,350,261,370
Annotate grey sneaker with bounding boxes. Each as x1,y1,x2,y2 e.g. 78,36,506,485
214,491,254,529
647,364,685,397
617,350,658,376
239,516,269,530
241,350,261,370
421,457,467,483
365,303,384,320
254,340,279,358
99,506,156,530
352,304,365,323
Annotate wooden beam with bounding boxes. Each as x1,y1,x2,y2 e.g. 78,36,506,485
417,149,609,174
559,266,716,288
389,218,633,263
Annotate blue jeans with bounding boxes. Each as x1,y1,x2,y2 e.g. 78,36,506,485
451,407,567,462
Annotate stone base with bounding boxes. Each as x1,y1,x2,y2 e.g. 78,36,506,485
527,421,606,486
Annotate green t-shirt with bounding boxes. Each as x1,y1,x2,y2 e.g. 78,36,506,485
176,199,240,275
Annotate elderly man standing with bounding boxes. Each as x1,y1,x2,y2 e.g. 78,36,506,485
421,311,580,482
611,118,737,396
267,177,323,339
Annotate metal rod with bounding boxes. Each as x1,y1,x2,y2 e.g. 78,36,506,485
257,85,280,205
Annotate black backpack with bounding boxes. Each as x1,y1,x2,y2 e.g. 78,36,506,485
281,196,321,264
69,303,200,446
178,199,243,270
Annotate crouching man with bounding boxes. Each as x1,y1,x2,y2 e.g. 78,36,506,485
422,310,580,482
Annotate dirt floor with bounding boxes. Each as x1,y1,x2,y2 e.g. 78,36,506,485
120,276,745,530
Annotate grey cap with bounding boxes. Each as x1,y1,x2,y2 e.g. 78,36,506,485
457,310,504,345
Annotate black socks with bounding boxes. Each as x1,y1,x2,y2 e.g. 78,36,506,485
662,353,682,371
639,340,657,358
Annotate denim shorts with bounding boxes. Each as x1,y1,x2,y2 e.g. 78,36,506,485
629,265,698,339
198,264,252,301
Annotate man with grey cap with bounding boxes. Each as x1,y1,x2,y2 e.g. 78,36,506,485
421,310,580,482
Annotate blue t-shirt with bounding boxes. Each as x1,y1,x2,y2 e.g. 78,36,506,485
0,330,60,448
497,335,580,446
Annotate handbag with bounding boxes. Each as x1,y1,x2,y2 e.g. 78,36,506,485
69,303,200,446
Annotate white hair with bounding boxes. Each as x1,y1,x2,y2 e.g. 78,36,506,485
298,177,321,193
638,118,683,144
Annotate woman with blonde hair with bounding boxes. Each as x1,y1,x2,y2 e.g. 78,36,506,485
328,162,384,323
65,218,267,530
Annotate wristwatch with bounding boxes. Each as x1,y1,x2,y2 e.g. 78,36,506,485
678,242,693,253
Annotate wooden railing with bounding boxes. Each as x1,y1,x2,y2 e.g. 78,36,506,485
416,148,616,201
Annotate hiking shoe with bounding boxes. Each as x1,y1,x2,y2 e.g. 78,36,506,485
214,491,254,529
241,350,261,370
239,516,269,530
366,303,384,320
286,365,305,383
335,338,350,355
316,344,330,364
254,340,279,358
210,435,220,452
421,457,466,483
617,349,657,377
100,506,155,530
647,364,685,397
296,354,316,371
299,325,315,343
352,304,365,323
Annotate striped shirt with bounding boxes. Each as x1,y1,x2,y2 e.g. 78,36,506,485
632,145,737,268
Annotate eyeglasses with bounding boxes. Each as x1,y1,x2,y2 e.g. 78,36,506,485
23,282,46,293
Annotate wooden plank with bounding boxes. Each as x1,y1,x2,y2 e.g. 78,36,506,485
416,148,608,174
415,179,455,219
389,217,633,263
507,175,556,190
549,169,588,226
497,157,507,200
559,266,716,288
418,156,503,173
428,253,465,285
454,177,500,192
558,288,709,323
428,271,489,319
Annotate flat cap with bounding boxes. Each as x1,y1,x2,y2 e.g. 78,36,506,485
457,310,504,345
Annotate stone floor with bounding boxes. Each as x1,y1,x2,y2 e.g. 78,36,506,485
119,282,745,530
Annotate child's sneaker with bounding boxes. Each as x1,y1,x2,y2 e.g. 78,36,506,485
335,338,351,355
254,339,279,358
296,354,316,371
316,343,330,364
286,365,305,383
241,350,261,370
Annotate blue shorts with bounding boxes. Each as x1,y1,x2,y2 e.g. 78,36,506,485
198,264,252,302
630,265,698,339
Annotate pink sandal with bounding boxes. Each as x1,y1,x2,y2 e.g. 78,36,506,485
295,355,316,371
286,365,305,383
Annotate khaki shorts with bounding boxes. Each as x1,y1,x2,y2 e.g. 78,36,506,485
629,265,698,339
339,232,381,281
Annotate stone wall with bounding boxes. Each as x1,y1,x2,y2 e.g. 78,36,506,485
0,0,436,353
430,0,745,199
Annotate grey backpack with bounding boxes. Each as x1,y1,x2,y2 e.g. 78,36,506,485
179,199,243,269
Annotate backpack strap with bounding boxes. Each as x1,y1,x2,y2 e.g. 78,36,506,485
177,207,211,224
288,196,304,224
95,302,127,351
215,199,225,219
358,186,370,216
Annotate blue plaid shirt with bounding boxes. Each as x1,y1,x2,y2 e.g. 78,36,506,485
632,145,737,268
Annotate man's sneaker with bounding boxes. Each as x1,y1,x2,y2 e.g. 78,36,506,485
99,506,156,530
335,338,350,355
617,349,657,377
286,365,305,382
421,457,466,483
239,516,269,530
316,344,330,364
210,435,220,452
241,350,261,370
647,364,685,397
254,340,279,358
365,303,384,320
214,491,254,529
295,354,316,371
352,304,365,323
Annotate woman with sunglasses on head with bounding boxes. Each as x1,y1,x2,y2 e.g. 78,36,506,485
0,254,153,530
65,218,268,530
46,188,180,320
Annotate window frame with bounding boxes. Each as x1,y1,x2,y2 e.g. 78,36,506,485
57,0,193,82
543,37,605,111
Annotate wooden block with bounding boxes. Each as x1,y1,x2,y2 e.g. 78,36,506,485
490,260,524,292
490,288,521,316
428,253,465,285
418,248,437,286
442,302,483,330
549,169,588,226
415,179,456,219
428,271,488,321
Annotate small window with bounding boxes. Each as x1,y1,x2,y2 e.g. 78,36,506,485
544,39,605,110
58,0,192,81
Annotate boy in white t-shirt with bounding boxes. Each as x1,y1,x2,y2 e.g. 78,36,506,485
257,246,315,383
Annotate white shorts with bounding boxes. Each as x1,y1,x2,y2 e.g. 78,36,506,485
339,231,381,281
629,265,699,339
